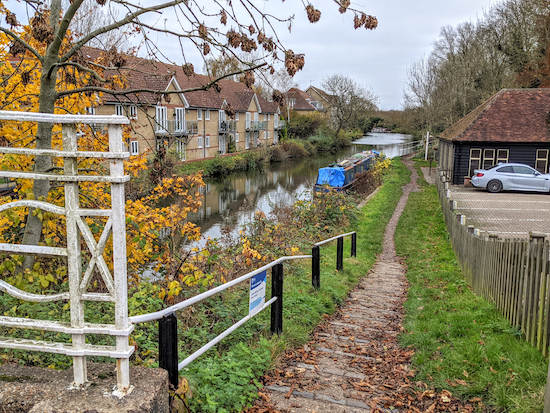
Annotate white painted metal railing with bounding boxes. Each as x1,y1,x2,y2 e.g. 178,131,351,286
0,111,133,392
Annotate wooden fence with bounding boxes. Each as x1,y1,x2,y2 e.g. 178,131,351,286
436,171,550,356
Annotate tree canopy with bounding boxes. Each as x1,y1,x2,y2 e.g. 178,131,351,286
322,73,379,134
403,0,550,135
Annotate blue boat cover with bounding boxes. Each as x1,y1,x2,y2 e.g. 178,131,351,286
317,167,345,187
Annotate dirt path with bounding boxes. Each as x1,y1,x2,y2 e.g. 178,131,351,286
251,156,420,412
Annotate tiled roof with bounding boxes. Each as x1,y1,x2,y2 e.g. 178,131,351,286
307,85,334,104
82,47,277,112
285,88,316,111
440,89,550,143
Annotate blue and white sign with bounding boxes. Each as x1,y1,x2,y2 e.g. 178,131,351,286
249,271,267,316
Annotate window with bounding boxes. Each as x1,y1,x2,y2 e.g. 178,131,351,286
469,148,482,176
496,165,513,173
175,139,186,160
155,106,167,132
198,136,203,148
205,135,210,147
246,112,251,129
197,109,202,120
267,131,270,141
130,140,139,155
175,108,185,132
513,165,537,175
496,149,509,164
129,105,137,119
264,113,267,121
268,114,271,122
236,112,239,121
205,110,210,120
235,132,239,142
536,149,549,173
86,107,96,115
482,149,495,169
263,131,267,140
115,104,124,116
274,116,278,128
245,132,250,149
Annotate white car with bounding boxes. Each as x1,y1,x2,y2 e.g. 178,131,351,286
471,163,550,193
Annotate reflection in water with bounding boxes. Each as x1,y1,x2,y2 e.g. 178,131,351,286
187,133,415,244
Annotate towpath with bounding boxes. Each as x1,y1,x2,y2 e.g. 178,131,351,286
252,155,420,412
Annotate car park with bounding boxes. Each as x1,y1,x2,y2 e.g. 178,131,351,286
471,163,550,193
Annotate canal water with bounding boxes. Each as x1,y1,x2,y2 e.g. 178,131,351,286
187,133,416,243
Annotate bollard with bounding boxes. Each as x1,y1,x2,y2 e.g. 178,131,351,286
270,263,283,335
337,237,343,271
351,232,357,257
159,313,179,389
312,245,320,290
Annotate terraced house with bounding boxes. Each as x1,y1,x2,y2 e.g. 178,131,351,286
87,49,285,161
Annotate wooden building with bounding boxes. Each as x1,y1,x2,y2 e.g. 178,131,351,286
438,89,550,185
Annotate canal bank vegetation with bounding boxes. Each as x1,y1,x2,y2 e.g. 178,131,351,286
394,163,547,412
172,130,356,179
0,158,408,412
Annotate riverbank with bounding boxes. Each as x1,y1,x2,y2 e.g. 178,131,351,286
176,134,356,178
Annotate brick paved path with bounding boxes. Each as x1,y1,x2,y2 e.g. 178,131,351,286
263,157,419,412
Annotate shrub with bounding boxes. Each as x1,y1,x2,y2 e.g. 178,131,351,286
269,145,288,162
287,112,327,139
281,140,308,158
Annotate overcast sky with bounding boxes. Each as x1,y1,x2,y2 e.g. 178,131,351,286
5,0,497,110
275,0,497,110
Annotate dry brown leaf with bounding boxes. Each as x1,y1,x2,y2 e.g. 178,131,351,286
441,390,452,403
462,370,469,378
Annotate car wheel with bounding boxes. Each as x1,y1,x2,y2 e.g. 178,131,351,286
487,180,503,193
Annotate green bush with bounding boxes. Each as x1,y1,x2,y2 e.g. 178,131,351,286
280,140,308,157
287,112,327,140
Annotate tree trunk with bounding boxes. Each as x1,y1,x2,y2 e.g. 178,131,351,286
21,53,59,270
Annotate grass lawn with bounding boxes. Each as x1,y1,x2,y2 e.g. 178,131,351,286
395,161,548,412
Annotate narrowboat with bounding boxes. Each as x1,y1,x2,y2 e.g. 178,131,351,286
314,150,380,192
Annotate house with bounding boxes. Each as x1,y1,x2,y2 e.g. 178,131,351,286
87,49,283,161
438,89,550,185
283,88,318,117
305,85,332,116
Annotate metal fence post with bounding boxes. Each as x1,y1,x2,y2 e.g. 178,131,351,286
270,263,284,335
337,237,344,271
159,312,179,389
312,245,320,290
351,233,356,257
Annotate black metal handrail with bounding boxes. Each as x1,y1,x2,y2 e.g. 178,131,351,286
131,231,358,388
312,231,356,289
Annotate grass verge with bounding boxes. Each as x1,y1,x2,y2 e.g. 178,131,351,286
395,162,547,412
